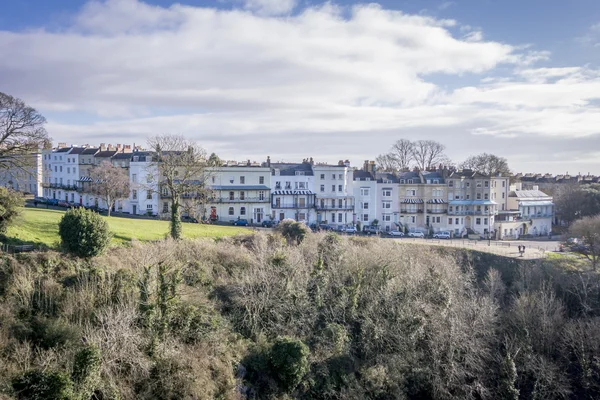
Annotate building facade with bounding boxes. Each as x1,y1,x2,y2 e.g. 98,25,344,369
270,160,316,224
313,162,355,227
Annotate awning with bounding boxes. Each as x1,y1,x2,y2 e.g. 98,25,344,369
272,190,315,195
79,176,92,182
519,201,553,206
401,198,424,204
427,199,447,204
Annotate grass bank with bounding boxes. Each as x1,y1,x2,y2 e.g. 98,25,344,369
4,207,249,247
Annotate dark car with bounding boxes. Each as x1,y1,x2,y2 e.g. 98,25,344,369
262,220,276,228
181,215,199,223
319,224,335,231
68,202,83,208
57,200,70,207
363,226,380,235
33,197,47,204
233,219,249,226
47,198,59,206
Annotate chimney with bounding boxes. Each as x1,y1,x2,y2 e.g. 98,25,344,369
247,159,251,166
266,156,271,167
100,143,106,151
363,160,369,172
344,159,350,167
370,161,376,175
309,157,314,166
57,142,67,149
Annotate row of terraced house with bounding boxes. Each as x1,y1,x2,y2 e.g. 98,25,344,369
2,143,555,239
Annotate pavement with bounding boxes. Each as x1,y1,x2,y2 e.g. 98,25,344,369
390,237,563,260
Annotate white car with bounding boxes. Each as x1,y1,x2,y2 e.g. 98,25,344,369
388,230,405,237
408,231,425,238
343,226,358,234
433,231,451,239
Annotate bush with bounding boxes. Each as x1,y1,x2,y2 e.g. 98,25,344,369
269,336,310,392
58,208,111,258
12,370,74,400
0,187,22,234
72,345,101,398
12,316,80,349
276,219,311,245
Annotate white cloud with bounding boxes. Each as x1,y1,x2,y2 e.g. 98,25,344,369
240,0,297,16
0,0,598,173
576,22,600,47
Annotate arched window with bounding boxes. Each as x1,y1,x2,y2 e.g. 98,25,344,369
240,207,246,215
228,207,234,215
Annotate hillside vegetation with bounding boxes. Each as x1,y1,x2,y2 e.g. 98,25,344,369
1,232,599,399
4,207,248,247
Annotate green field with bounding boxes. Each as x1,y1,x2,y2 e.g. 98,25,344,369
5,207,249,248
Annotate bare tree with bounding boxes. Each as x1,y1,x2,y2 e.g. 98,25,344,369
460,153,511,176
390,139,414,170
570,215,600,270
555,184,588,226
375,153,397,172
0,92,51,171
147,134,209,240
89,161,131,217
411,140,448,170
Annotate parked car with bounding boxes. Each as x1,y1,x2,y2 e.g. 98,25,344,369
47,199,59,206
233,219,249,226
343,225,358,234
261,220,276,228
408,231,425,238
388,230,405,237
57,200,70,207
433,231,451,239
363,226,380,235
319,224,335,231
181,215,198,223
68,202,83,208
33,197,47,204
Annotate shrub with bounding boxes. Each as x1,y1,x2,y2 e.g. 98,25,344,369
12,370,74,400
0,187,22,234
58,208,111,258
72,345,101,398
276,219,311,245
269,336,310,392
12,317,80,349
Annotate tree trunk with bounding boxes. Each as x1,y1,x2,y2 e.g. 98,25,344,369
170,199,182,240
107,201,112,217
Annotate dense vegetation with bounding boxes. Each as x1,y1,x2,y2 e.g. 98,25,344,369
1,232,600,399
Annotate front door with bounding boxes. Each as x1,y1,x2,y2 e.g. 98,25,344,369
279,212,285,221
133,205,137,215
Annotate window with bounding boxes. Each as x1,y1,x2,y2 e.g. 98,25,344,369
240,176,245,184
484,193,489,200
320,174,325,180
476,193,481,200
408,179,413,184
146,174,152,183
384,214,391,222
331,213,335,222
320,185,325,192
383,189,391,197
502,192,505,199
338,213,343,223
332,185,336,192
331,199,335,207
299,198,306,207
275,197,281,207
332,174,336,179
228,207,234,215
363,202,369,210
259,176,264,184
275,181,281,189
163,202,168,213
484,218,488,225
67,167,70,174
240,191,245,200
400,179,405,184
229,191,235,200
338,199,343,208
338,185,342,192
133,190,137,200
146,204,153,210
466,194,470,199
476,218,481,225
338,174,343,180
448,181,454,187
484,181,489,188
411,216,416,223
449,206,453,212
55,166,57,172
455,218,459,224
476,181,482,188
212,176,215,183
298,212,306,220
299,182,306,189
363,214,369,222
259,191,265,201
406,189,416,196
477,206,481,212
240,207,246,215
147,190,152,200
132,174,137,183
382,202,391,209
60,166,62,172
502,181,506,187
436,217,441,223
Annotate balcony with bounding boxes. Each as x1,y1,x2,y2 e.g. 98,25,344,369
272,203,314,209
316,204,355,211
211,197,269,203
426,209,448,214
400,209,424,214
448,210,498,216
42,183,80,191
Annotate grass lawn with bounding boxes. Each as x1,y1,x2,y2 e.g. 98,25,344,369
4,207,250,248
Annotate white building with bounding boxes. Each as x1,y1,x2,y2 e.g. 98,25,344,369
376,172,401,232
128,151,159,216
269,159,316,224
353,161,378,227
495,183,554,239
0,153,42,196
206,164,271,224
313,161,355,228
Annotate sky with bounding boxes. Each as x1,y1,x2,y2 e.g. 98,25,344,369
1,0,600,174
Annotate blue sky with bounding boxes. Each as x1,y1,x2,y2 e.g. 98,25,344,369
1,0,600,174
